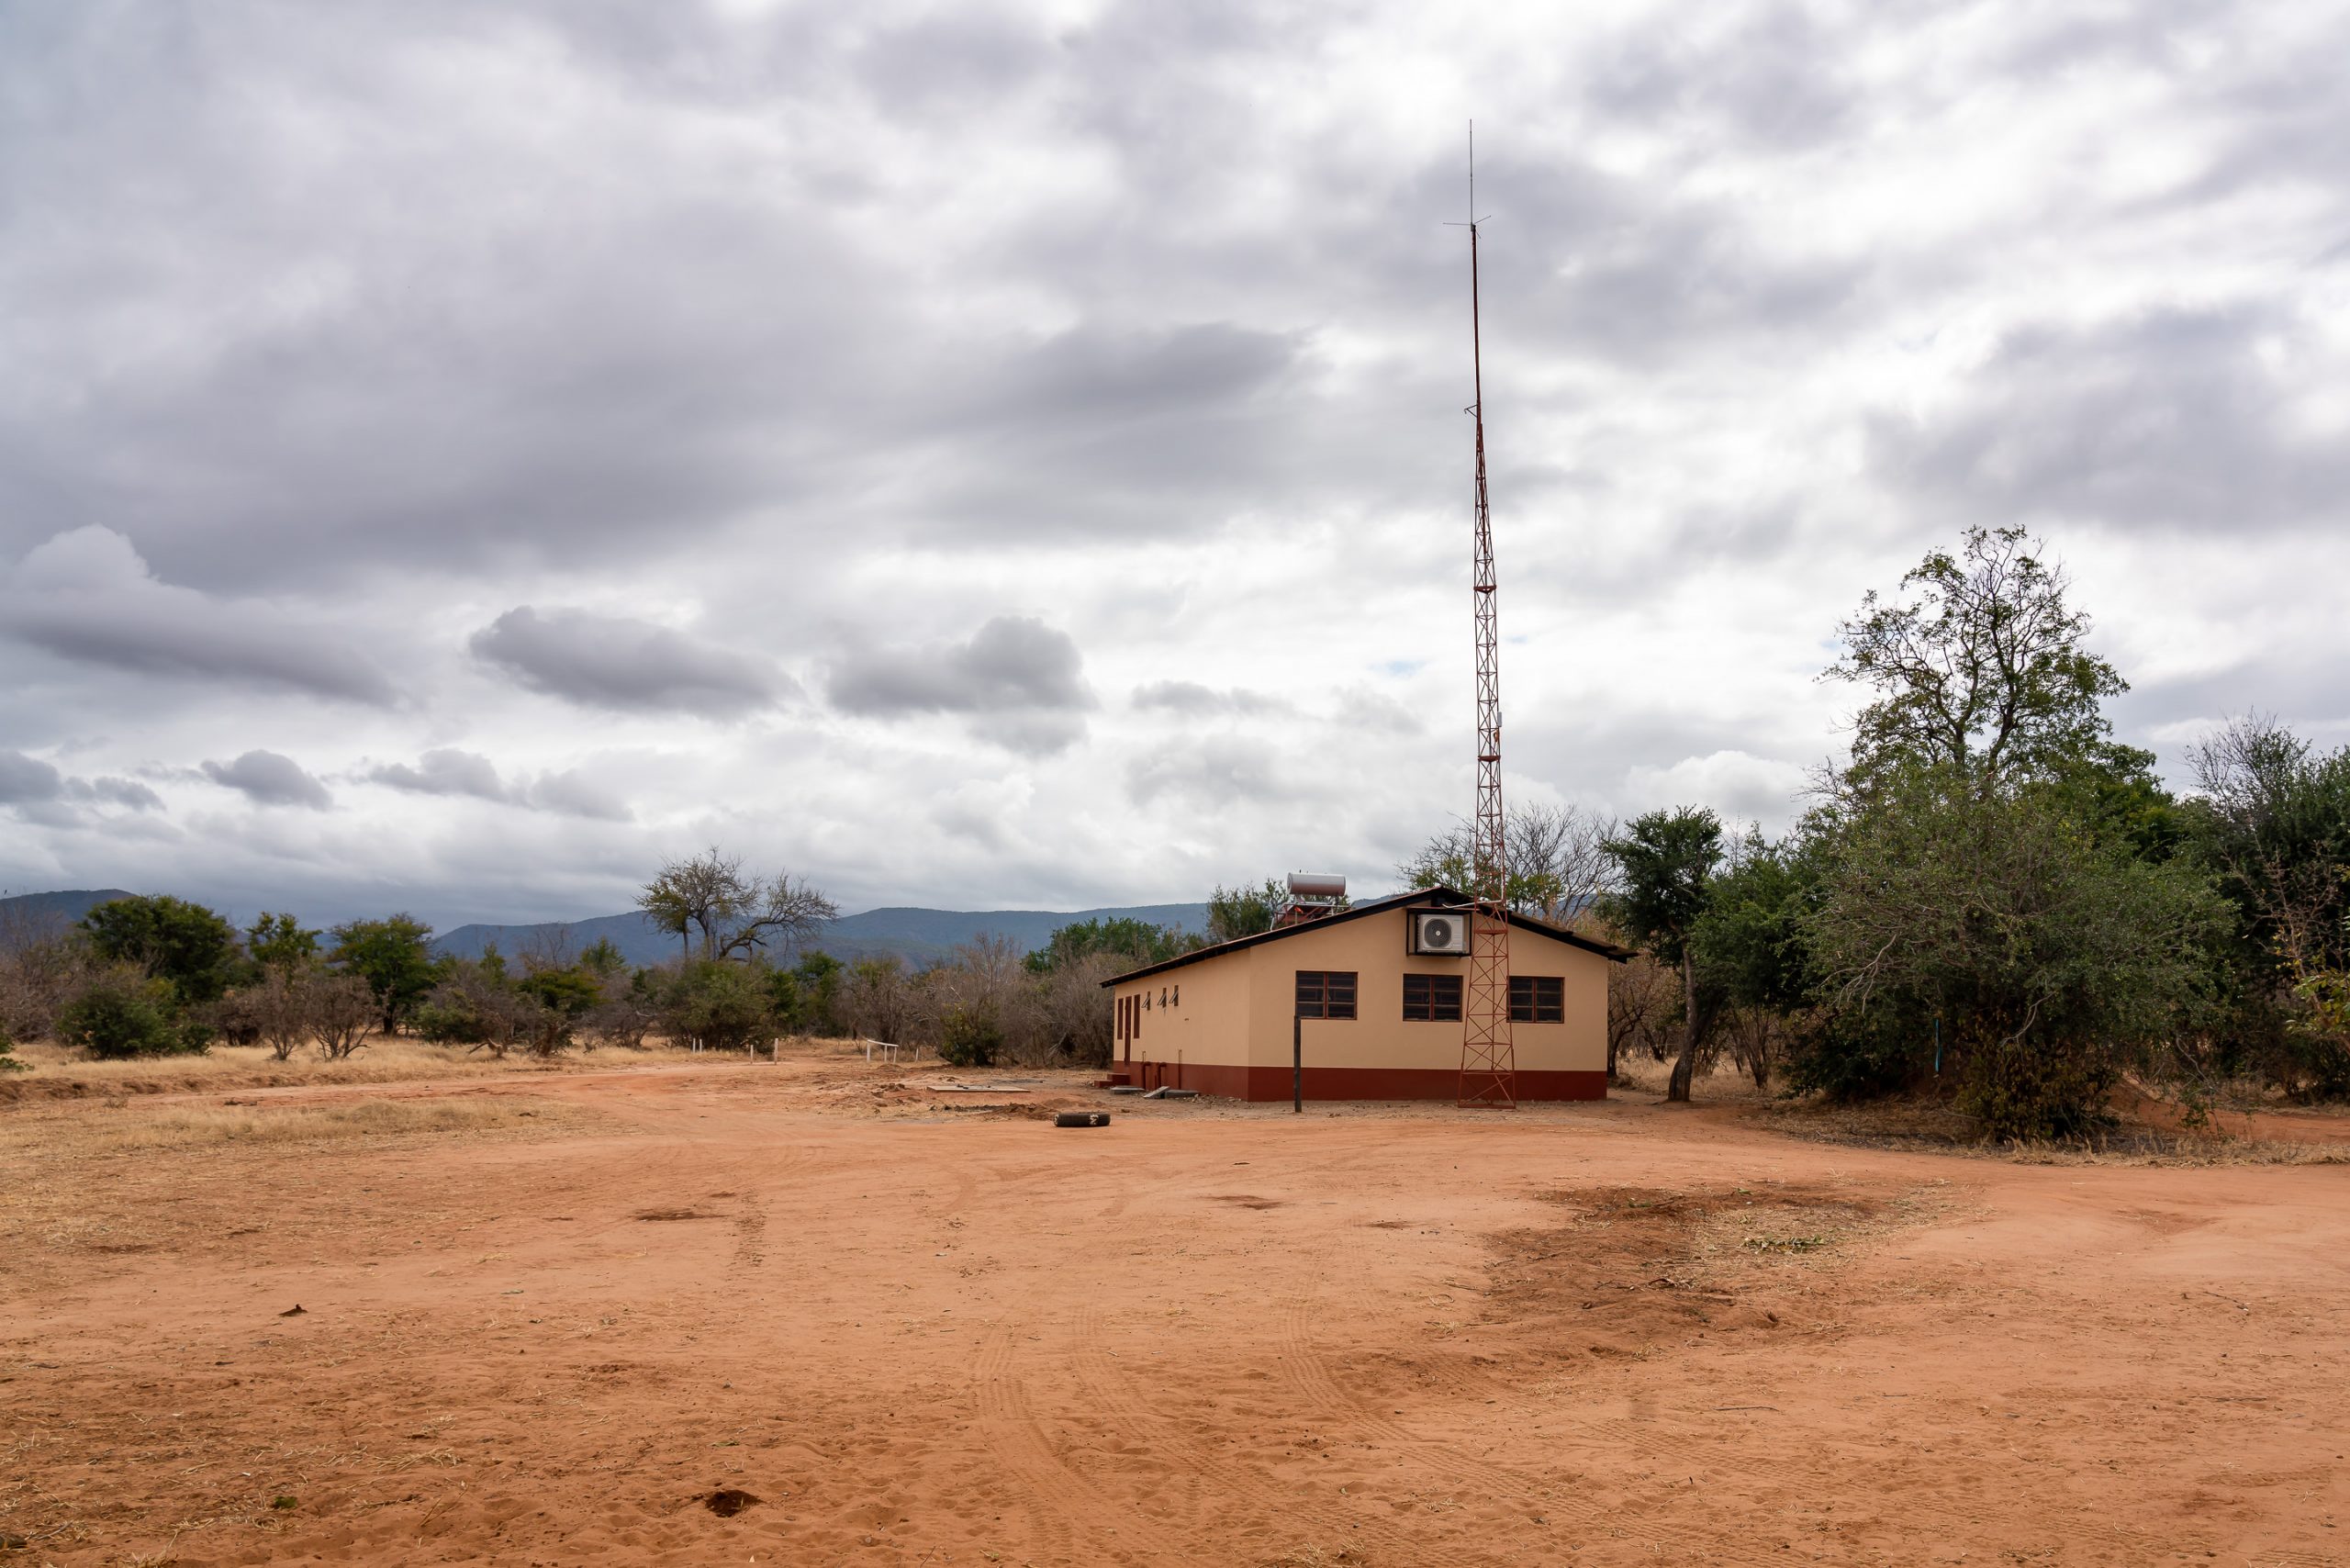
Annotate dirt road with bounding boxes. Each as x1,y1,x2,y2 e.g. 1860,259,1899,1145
4,1059,2344,1565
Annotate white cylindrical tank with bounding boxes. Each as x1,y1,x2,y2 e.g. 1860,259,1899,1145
1287,872,1346,900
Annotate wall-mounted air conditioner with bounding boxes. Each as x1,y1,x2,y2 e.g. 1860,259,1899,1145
1409,909,1469,956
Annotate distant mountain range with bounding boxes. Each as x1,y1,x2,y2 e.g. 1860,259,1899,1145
0,888,1206,970
0,888,137,938
431,903,1212,970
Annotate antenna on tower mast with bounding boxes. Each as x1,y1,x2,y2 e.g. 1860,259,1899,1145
1452,121,1516,1110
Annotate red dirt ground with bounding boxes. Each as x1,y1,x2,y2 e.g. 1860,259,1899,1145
3,1057,2345,1566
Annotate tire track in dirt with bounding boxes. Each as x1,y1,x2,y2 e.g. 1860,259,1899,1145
1273,1294,1798,1565
971,1321,1160,1565
1069,1302,1481,1567
1584,1410,2210,1562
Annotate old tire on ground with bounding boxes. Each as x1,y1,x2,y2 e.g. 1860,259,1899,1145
1055,1111,1112,1128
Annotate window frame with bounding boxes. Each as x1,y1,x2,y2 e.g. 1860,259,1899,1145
1402,971,1464,1022
1507,974,1565,1024
1294,969,1359,1021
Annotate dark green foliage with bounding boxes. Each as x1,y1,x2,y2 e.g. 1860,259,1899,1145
0,1022,22,1073
2184,718,2350,1099
659,960,773,1052
79,895,241,1005
1804,768,2232,1138
56,973,208,1059
1205,879,1290,943
328,915,438,1033
578,937,626,979
517,967,602,1020
1603,809,1724,970
938,1004,1002,1069
1690,831,1814,1014
1604,808,1726,1103
1026,917,1194,974
245,912,320,977
765,951,845,1033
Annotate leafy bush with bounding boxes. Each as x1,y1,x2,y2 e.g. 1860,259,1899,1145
938,1004,1002,1069
658,961,772,1052
79,895,241,1005
56,973,209,1059
1804,769,2232,1139
0,1022,22,1074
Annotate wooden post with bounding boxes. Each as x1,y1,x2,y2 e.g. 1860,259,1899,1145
1292,1014,1303,1114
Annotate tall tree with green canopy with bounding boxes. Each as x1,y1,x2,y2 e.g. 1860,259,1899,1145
1604,807,1725,1103
246,912,319,978
79,895,241,1004
329,914,438,1035
1826,525,2135,795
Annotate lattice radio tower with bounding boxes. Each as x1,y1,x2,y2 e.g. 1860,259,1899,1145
1455,125,1516,1109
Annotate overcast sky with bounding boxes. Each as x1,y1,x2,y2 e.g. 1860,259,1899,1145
4,1,2346,931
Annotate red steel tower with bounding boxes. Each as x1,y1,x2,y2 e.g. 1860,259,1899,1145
1458,134,1516,1110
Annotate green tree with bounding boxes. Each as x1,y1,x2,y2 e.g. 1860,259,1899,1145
1805,767,2232,1138
2184,716,2350,1099
1826,525,2127,793
1604,807,1726,1103
328,915,439,1034
660,959,775,1052
246,912,320,977
79,895,241,1004
1689,830,1817,1088
1206,879,1290,943
1027,916,1195,974
578,936,626,979
56,972,208,1058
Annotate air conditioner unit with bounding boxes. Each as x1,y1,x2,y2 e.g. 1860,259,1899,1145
1410,909,1469,956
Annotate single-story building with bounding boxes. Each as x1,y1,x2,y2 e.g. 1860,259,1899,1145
1101,885,1629,1102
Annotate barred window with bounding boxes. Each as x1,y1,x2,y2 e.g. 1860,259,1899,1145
1403,972,1463,1022
1295,970,1358,1020
1508,975,1564,1024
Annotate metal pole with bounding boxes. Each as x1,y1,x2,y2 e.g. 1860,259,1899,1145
1292,1014,1303,1114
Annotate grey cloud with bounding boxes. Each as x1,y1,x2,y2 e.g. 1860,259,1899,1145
366,747,632,821
828,617,1092,755
470,607,791,717
0,750,163,812
1132,680,1286,716
0,750,62,804
369,748,509,802
68,776,165,812
1585,6,1856,150
2,527,397,704
202,750,333,810
520,769,632,823
830,617,1090,715
1871,307,2350,534
1125,735,1280,809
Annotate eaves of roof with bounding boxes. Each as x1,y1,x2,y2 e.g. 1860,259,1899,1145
1098,885,1633,988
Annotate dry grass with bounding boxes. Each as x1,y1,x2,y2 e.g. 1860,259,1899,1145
0,1090,595,1294
1608,1054,1778,1103
0,1036,715,1103
86,1096,555,1150
1756,1093,2347,1166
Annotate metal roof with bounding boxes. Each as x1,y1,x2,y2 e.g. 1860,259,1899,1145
1097,885,1633,988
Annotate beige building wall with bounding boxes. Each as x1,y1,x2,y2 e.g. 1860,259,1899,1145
1107,903,1613,1101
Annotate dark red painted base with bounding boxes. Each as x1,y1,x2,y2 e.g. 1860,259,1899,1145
1124,1060,1606,1103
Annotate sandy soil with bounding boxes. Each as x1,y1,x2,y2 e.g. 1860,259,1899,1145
3,1053,2345,1567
